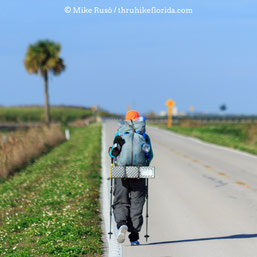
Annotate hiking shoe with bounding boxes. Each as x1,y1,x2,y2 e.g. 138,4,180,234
117,225,128,244
130,240,140,246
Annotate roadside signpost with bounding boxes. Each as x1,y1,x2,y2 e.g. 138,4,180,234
91,106,97,112
166,99,175,128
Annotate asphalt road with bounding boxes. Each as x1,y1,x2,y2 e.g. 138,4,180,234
103,120,257,257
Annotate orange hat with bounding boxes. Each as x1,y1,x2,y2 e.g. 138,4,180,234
125,110,139,120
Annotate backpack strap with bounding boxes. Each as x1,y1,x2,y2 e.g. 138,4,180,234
135,130,146,138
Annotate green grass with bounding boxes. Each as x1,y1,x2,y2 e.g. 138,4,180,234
156,123,257,155
0,124,102,256
0,107,93,123
0,129,13,134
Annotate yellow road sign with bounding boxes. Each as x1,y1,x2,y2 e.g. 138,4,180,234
166,99,175,108
166,99,175,128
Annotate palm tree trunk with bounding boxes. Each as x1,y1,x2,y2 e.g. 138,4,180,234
44,71,50,126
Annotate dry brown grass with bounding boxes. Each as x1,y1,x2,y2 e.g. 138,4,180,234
68,116,96,127
0,126,65,178
179,119,202,128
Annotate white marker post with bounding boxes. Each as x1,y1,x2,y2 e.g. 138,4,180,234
65,129,70,140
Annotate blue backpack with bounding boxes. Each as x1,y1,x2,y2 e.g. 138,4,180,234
115,120,148,166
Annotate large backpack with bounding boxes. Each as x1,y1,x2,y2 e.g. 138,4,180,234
116,120,148,166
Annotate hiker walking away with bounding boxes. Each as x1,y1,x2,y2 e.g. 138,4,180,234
109,110,153,246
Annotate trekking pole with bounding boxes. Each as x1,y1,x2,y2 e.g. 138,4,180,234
144,178,149,242
108,158,114,239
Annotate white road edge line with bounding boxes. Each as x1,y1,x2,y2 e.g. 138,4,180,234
151,126,257,160
101,122,123,257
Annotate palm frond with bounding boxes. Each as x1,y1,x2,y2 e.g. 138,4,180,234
24,40,65,77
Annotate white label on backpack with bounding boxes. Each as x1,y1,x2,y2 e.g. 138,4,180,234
139,167,155,178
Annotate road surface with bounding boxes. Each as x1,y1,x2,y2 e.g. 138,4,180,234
102,120,257,257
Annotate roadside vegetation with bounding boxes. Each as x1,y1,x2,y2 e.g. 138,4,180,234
157,120,257,155
0,124,102,256
0,126,65,179
0,106,93,123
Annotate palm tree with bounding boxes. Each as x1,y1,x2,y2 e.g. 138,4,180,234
219,104,227,112
24,40,65,125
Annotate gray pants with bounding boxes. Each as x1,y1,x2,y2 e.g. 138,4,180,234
113,178,146,235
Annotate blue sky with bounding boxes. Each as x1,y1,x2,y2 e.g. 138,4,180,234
0,0,257,114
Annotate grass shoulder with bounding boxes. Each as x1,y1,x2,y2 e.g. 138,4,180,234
0,124,102,256
153,122,257,156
